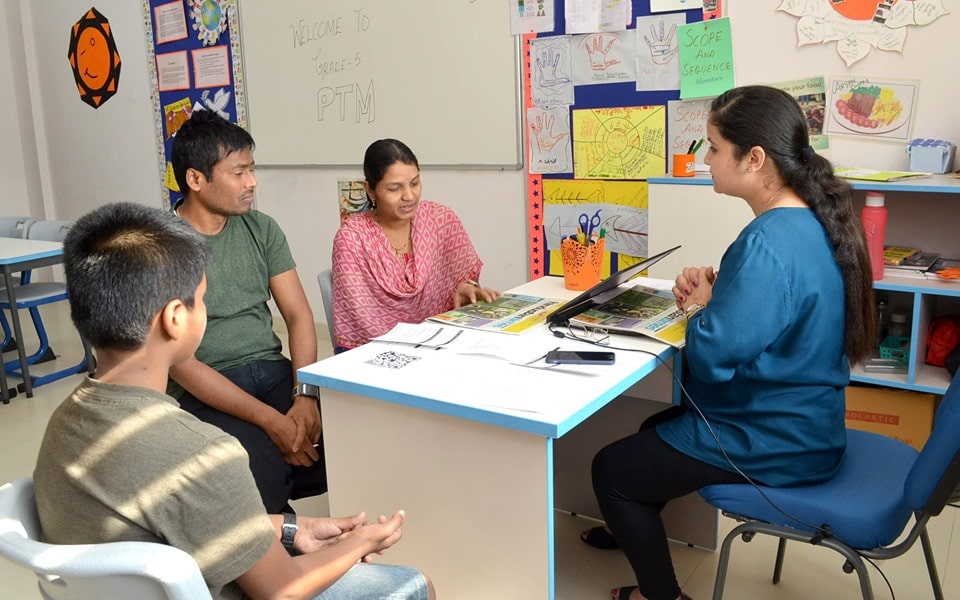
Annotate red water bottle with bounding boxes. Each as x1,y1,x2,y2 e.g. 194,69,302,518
861,191,887,281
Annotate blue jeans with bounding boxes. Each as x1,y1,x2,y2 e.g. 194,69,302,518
317,563,430,600
177,358,327,514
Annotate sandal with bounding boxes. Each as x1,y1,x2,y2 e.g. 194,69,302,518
581,526,620,549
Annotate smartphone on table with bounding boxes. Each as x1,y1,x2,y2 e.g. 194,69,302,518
544,350,616,365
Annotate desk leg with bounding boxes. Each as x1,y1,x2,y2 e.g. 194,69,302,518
322,390,553,600
1,268,25,401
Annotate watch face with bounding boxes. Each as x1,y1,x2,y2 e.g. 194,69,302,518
296,383,319,398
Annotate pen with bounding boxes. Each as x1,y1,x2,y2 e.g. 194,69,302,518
689,138,703,154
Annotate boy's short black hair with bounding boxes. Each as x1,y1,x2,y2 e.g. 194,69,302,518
64,202,211,350
171,110,255,195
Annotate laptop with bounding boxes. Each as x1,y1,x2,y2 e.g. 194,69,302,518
546,245,681,327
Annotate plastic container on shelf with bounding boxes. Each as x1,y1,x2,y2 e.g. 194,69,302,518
861,192,887,281
888,312,909,338
879,335,910,361
876,300,888,340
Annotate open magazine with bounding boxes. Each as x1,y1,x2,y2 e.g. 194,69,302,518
568,284,687,348
427,293,562,335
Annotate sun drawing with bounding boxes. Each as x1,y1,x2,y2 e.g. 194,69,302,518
778,0,949,66
67,7,121,109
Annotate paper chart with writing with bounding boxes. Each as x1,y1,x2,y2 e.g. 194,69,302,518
778,0,948,67
531,36,574,108
564,0,631,34
573,105,665,179
572,31,636,85
770,76,830,151
678,17,734,99
651,0,704,12
636,13,685,92
543,179,649,275
666,97,710,171
511,0,555,35
528,106,573,174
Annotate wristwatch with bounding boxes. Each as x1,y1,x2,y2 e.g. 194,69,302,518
292,382,320,399
281,512,298,552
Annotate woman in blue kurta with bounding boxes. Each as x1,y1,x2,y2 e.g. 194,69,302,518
593,86,877,600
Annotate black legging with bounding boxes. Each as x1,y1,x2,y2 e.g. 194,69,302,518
591,406,746,600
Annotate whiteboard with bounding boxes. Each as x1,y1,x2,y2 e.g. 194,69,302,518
237,1,522,167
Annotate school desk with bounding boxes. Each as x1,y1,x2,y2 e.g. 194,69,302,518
298,276,719,599
0,237,64,401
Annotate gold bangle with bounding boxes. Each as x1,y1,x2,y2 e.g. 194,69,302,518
684,303,705,319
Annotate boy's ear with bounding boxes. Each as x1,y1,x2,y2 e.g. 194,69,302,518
158,298,187,340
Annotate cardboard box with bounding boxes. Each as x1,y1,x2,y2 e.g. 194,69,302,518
845,385,938,451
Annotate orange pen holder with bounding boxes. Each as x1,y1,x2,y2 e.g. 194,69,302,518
672,153,696,177
560,237,604,290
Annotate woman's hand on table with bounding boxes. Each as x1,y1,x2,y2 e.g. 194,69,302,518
453,281,501,308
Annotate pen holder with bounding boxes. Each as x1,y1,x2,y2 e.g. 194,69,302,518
672,153,695,177
560,237,604,290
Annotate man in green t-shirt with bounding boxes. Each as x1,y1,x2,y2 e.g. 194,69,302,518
169,110,325,513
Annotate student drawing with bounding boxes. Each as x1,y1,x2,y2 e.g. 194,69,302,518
531,37,574,108
573,32,636,84
636,13,684,91
528,106,572,174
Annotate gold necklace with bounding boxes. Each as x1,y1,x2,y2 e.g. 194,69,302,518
758,185,786,215
373,212,411,258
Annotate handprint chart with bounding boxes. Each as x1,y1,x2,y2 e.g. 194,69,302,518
531,37,574,108
573,32,636,85
636,14,683,91
528,106,573,174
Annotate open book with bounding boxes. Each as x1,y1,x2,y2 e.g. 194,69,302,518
568,284,687,347
427,293,562,334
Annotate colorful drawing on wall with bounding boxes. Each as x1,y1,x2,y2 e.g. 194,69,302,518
189,0,229,46
636,13,685,92
338,180,370,221
163,97,192,139
543,179,649,276
572,105,665,179
778,0,949,66
67,8,122,109
572,31,636,85
825,76,918,142
528,106,573,174
770,76,830,151
530,36,575,108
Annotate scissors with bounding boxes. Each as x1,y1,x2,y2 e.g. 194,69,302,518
578,209,601,238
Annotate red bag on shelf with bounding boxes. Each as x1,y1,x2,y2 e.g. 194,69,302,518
925,316,960,368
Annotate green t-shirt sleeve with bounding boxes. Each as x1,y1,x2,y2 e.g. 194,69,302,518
256,211,297,278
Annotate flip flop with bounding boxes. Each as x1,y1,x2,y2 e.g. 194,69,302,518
581,526,620,549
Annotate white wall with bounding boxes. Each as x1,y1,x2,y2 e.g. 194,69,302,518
4,2,958,324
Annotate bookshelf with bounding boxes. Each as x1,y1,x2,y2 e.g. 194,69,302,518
648,174,960,394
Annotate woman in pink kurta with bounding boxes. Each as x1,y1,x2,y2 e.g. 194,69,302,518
332,139,499,350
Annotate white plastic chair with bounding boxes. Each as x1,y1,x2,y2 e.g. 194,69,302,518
0,477,212,600
317,269,336,348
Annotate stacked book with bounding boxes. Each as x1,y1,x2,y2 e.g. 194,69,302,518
883,246,960,279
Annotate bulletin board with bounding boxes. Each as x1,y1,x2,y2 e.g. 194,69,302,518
236,1,522,168
143,0,246,207
525,2,708,280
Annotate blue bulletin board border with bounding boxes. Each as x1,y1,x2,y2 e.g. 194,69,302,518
143,0,246,207
525,1,705,279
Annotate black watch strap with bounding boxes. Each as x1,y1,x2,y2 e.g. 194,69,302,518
281,512,298,552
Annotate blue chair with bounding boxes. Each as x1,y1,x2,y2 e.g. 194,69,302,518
0,216,35,352
700,374,960,600
1,220,93,389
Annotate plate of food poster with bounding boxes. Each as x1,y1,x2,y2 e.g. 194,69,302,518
827,78,918,140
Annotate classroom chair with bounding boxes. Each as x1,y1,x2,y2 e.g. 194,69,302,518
0,216,35,352
699,372,960,600
0,477,212,600
1,220,93,389
317,269,336,348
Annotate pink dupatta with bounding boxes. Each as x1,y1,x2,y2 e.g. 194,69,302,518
331,201,482,348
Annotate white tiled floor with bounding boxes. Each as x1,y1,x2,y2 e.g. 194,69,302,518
2,303,959,599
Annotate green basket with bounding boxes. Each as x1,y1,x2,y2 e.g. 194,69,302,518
879,336,910,361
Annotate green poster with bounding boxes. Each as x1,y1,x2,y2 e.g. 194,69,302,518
678,17,734,100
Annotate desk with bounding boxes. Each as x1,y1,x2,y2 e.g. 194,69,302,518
299,277,718,599
0,238,64,401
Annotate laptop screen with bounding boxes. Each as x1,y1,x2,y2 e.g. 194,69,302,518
546,245,681,325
